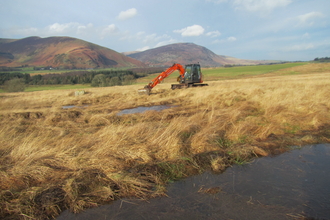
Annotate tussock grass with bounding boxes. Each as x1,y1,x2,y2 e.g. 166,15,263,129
1,64,330,219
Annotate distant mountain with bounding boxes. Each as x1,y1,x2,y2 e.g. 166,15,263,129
127,43,275,67
0,36,146,69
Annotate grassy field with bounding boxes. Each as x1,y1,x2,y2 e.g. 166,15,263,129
0,62,330,219
0,85,91,93
202,62,308,80
136,62,309,83
24,84,91,92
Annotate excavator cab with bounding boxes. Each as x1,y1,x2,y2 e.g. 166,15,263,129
181,64,202,84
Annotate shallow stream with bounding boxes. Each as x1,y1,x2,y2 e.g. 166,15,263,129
57,144,330,220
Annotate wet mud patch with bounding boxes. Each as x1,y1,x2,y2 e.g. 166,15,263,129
48,110,83,123
8,111,44,119
34,187,66,218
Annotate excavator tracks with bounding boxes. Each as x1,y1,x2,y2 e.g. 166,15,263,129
171,83,208,90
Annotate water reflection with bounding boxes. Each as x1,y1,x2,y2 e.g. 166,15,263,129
117,105,177,116
62,105,88,109
57,144,330,220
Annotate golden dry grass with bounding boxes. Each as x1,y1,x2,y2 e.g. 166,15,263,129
1,64,330,219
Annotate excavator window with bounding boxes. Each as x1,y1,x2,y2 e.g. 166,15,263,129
193,65,201,79
185,66,192,79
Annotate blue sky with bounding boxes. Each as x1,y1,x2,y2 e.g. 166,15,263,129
1,0,329,61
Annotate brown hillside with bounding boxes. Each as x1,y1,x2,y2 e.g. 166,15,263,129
0,36,146,69
127,43,277,67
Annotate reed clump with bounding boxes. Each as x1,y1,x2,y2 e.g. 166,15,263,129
1,67,330,219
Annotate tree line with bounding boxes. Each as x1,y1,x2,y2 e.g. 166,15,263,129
314,57,330,62
0,66,171,92
0,70,139,86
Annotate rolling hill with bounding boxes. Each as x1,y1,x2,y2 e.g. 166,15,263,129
127,43,275,67
0,36,278,69
0,36,146,69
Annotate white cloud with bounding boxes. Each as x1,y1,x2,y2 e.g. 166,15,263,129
2,22,121,41
154,38,177,48
143,33,158,44
117,8,137,21
103,24,117,33
302,33,310,39
211,36,237,44
211,39,221,44
136,31,145,37
228,36,237,41
2,27,38,37
298,11,324,23
119,30,134,41
47,22,78,34
101,24,118,39
2,23,79,37
205,0,228,3
283,43,315,52
206,31,221,38
132,32,177,50
46,22,99,37
136,46,150,51
137,33,172,44
143,34,177,48
174,25,205,37
77,23,94,35
296,11,325,27
233,0,292,12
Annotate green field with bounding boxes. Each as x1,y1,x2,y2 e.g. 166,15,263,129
202,62,308,80
138,62,309,82
0,62,310,93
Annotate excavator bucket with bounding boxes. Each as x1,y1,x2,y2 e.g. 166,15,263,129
138,86,151,95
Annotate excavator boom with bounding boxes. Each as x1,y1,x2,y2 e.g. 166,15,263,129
138,63,185,95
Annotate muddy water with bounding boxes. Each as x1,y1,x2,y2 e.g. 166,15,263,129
57,144,330,220
117,105,178,115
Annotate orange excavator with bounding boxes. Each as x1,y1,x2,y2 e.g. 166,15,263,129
138,63,208,95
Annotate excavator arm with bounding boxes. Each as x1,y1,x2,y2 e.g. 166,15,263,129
138,63,185,95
